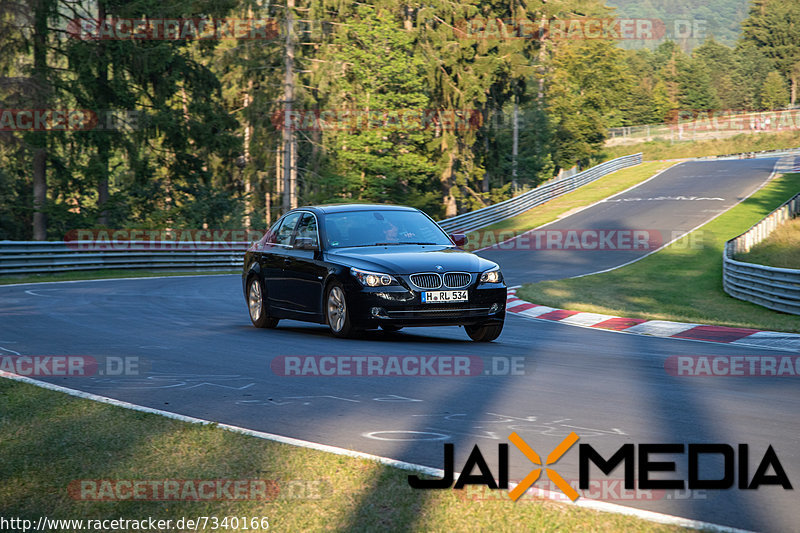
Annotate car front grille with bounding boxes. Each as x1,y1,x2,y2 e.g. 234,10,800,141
410,273,442,289
443,272,471,288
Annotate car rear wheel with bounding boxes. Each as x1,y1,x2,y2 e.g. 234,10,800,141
248,277,279,329
326,282,358,338
465,321,503,342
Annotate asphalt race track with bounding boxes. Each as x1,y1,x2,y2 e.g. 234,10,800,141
2,157,797,532
480,157,781,284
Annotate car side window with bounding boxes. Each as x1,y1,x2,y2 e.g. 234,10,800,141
295,213,319,246
263,220,281,244
275,212,302,246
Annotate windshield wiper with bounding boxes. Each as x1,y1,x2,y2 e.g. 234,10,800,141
374,242,440,246
341,242,443,248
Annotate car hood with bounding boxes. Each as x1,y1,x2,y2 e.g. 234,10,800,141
326,245,497,275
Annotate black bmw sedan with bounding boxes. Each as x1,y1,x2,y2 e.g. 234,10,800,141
242,204,506,341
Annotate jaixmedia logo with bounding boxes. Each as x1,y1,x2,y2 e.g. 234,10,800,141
408,432,793,501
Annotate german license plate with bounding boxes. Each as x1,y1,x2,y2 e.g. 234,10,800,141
421,290,468,303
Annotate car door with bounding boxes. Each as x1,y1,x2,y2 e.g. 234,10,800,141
262,211,302,311
283,212,327,317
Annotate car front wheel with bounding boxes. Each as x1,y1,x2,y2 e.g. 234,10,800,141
326,282,358,338
248,277,279,329
465,321,503,342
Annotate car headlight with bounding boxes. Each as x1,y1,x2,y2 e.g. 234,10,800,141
480,266,503,283
351,267,398,287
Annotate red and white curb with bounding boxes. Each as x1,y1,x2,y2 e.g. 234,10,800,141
506,290,800,353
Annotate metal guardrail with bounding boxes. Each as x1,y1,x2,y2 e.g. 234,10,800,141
0,241,248,276
437,153,642,233
723,191,800,315
699,147,800,161
0,155,644,275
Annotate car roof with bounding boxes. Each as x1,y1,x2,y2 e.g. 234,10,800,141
299,204,420,215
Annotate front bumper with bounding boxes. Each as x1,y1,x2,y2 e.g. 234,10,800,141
346,278,507,328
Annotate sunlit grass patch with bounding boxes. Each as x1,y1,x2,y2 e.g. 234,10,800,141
517,173,800,333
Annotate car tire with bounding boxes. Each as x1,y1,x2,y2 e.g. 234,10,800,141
381,325,403,332
326,281,358,338
465,321,503,342
247,277,279,329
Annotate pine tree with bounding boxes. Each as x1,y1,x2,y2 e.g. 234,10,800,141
742,0,800,105
760,70,789,110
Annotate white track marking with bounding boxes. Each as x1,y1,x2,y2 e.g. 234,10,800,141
0,370,756,533
568,157,783,279
24,288,62,297
474,162,682,252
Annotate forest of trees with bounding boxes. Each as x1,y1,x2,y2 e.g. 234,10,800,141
607,0,751,48
1,0,798,240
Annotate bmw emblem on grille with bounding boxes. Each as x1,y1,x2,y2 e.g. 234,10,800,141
435,265,444,271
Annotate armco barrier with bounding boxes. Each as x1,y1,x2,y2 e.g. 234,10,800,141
0,154,643,275
436,153,642,233
699,147,800,161
723,191,800,315
0,241,248,276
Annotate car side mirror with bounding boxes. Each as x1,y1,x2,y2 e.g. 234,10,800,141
450,233,467,247
294,236,318,251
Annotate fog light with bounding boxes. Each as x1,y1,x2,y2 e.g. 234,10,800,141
489,303,500,314
371,307,387,318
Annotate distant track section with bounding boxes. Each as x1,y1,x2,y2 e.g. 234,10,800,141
437,153,642,233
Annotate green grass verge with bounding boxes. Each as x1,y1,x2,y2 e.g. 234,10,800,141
603,131,800,161
517,173,800,333
466,161,677,246
0,378,687,532
0,269,238,286
736,217,800,269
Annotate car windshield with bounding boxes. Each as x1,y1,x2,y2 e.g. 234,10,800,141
323,209,452,248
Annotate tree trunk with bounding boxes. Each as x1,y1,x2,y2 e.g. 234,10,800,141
482,107,490,193
31,0,49,240
282,0,296,213
441,150,457,217
97,1,110,225
275,145,283,215
512,97,519,192
243,81,253,228
32,147,47,240
537,12,547,104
